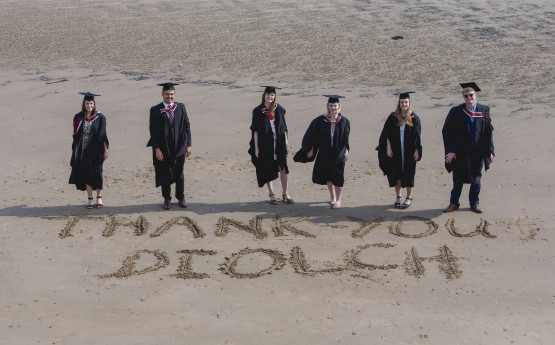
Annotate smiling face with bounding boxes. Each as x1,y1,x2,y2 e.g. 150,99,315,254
84,100,95,114
399,98,410,112
162,89,175,104
327,102,340,115
463,88,477,108
264,92,276,106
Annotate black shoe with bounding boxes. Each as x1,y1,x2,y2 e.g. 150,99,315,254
163,199,171,210
178,199,187,208
401,197,412,209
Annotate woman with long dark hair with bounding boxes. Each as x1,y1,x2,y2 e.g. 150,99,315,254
249,86,293,205
378,92,422,209
69,92,109,208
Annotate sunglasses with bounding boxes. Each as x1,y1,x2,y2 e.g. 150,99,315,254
463,93,476,99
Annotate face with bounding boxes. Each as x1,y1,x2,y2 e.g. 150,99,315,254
264,92,276,105
84,100,95,113
463,90,477,107
327,102,340,115
399,98,410,112
162,89,175,104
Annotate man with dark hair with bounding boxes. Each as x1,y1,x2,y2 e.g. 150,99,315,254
442,82,495,213
147,83,192,209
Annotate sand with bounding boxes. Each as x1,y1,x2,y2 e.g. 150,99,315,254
0,0,554,344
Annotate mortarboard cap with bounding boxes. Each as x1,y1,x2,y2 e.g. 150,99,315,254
158,82,180,91
261,85,282,93
459,82,481,92
323,94,345,103
79,92,100,101
395,91,415,99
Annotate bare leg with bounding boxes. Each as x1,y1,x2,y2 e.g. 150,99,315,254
327,181,336,204
279,168,288,196
86,185,94,208
279,168,293,203
402,186,413,208
394,179,402,207
96,189,103,208
267,181,277,204
332,185,343,209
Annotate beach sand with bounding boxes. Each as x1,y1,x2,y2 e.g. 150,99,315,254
0,0,554,344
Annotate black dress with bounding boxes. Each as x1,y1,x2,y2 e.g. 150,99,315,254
248,104,289,187
147,102,191,187
377,112,422,187
442,103,494,184
69,112,109,191
295,114,350,187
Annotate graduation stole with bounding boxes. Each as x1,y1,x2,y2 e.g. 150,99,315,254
324,115,342,123
73,114,98,135
160,103,177,124
463,107,491,121
262,104,277,121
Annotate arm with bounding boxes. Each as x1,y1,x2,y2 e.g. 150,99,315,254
253,131,259,157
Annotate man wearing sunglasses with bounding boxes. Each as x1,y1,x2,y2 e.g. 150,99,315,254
442,82,495,213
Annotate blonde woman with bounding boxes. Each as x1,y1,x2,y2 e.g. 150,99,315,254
378,92,422,209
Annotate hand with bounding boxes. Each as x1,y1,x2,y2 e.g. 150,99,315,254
490,154,495,163
286,147,290,156
387,148,393,158
445,152,456,164
307,148,314,159
186,146,191,158
104,150,109,161
344,152,349,163
156,148,164,161
414,150,419,161
255,148,259,158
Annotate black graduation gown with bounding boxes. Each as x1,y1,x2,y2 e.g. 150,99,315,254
147,102,191,187
295,114,350,187
69,112,109,191
248,104,289,187
377,112,422,187
442,103,494,184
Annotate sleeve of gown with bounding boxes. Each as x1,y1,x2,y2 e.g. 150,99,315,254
442,108,455,155
414,116,422,160
148,107,159,149
377,116,392,175
293,117,319,163
485,107,494,157
483,107,494,170
100,114,109,149
281,108,288,133
182,104,191,147
344,118,350,151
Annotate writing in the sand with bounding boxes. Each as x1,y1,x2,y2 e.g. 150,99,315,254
42,215,497,280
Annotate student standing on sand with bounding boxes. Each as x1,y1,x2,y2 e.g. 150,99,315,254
69,92,109,209
147,82,192,210
249,86,294,205
377,92,422,209
442,82,495,213
294,95,350,209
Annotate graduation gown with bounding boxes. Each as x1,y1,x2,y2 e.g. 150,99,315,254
295,114,350,187
442,103,494,184
147,102,191,187
69,112,109,191
248,104,289,187
377,112,422,187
